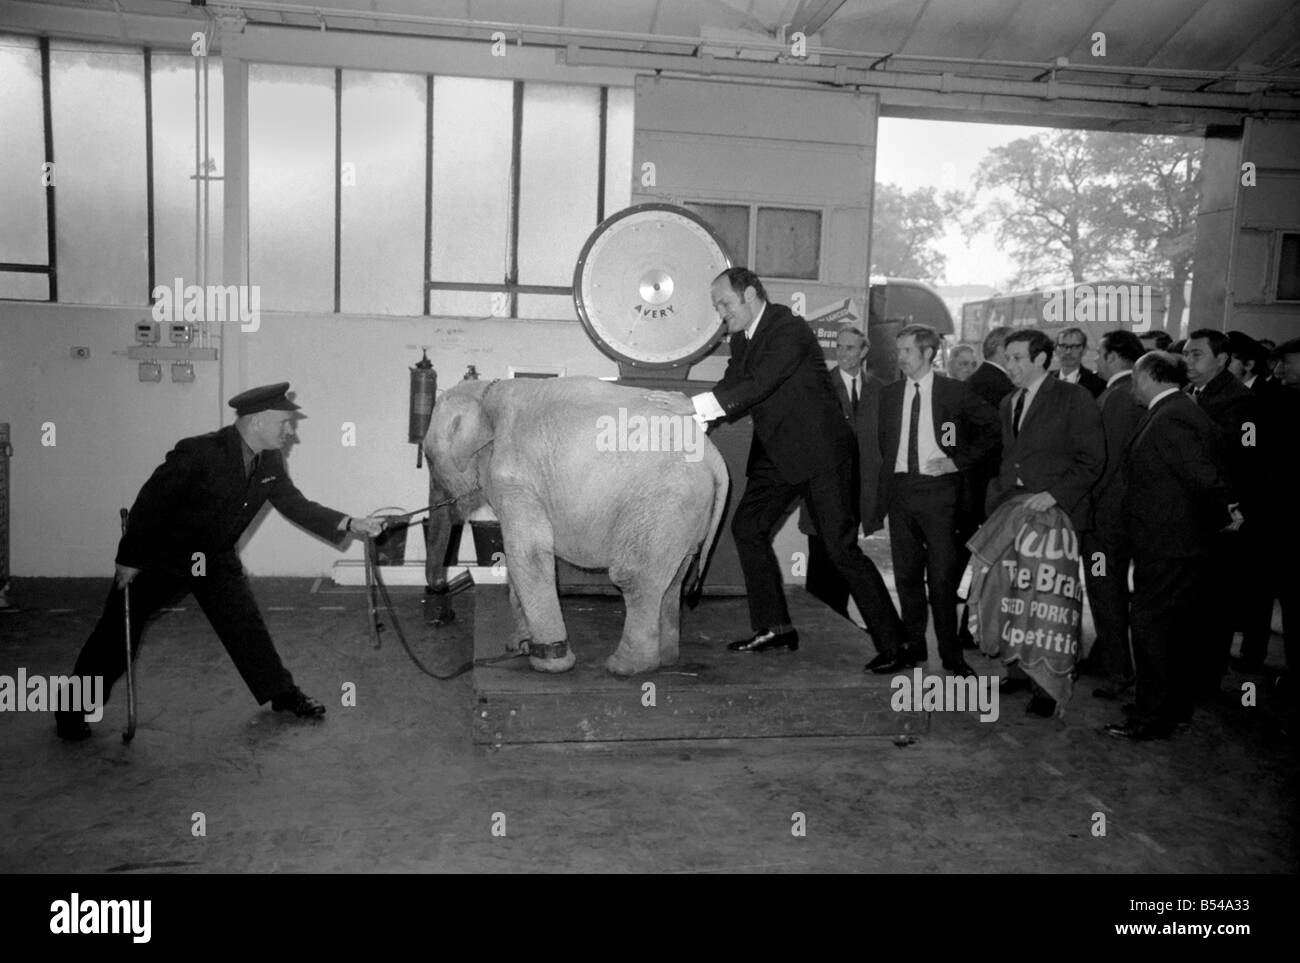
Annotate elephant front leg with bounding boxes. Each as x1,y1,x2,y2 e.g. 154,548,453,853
656,556,693,668
502,526,575,673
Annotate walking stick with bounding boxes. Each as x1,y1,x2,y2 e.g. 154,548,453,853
120,508,136,743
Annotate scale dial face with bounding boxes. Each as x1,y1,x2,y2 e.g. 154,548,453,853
573,203,732,369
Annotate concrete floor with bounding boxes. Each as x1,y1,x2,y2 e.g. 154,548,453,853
1,573,1295,874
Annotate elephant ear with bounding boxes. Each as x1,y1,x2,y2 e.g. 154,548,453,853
448,397,494,474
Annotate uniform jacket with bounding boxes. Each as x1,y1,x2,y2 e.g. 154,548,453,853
987,374,1105,531
712,302,853,484
876,371,1000,517
1085,370,1146,540
1122,391,1234,561
797,368,884,535
116,425,348,568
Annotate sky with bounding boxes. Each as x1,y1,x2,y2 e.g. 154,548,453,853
875,116,1046,290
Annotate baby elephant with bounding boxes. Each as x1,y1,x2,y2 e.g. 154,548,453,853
423,377,729,675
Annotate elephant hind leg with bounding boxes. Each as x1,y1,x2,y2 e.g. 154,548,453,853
657,555,693,667
605,561,676,677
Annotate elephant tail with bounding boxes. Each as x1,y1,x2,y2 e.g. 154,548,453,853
685,443,730,606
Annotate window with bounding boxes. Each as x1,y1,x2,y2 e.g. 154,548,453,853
756,206,821,280
686,202,748,265
50,40,148,305
0,35,48,300
248,63,335,312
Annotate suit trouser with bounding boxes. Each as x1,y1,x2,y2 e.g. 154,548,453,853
1197,530,1245,690
805,534,851,620
1130,554,1200,727
1238,520,1277,664
888,473,962,665
71,551,295,708
1081,529,1134,684
732,455,906,654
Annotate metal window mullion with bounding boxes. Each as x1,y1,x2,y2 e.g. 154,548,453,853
507,80,523,319
423,74,433,316
144,47,155,303
39,37,56,302
597,85,607,225
334,67,342,314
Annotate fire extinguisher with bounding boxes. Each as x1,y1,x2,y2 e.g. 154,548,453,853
409,348,437,468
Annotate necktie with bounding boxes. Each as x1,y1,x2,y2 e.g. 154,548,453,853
850,377,859,415
247,452,261,480
1013,389,1026,437
907,381,920,474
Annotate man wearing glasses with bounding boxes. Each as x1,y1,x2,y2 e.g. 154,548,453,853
1051,327,1106,398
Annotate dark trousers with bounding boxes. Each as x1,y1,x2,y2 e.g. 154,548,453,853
732,455,905,654
71,551,294,708
1081,529,1134,684
1130,554,1200,727
805,534,850,620
1238,521,1277,664
1198,530,1245,690
887,473,962,665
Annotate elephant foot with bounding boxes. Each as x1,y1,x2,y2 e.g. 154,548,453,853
528,644,576,673
605,646,660,677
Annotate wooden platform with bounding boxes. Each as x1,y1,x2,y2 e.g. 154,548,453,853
472,586,929,744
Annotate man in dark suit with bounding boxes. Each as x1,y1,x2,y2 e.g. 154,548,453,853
56,383,385,741
1226,331,1290,673
799,326,884,619
875,324,999,676
1107,352,1240,741
988,329,1105,716
966,326,1015,411
1184,329,1259,696
1139,330,1173,353
647,268,908,663
1081,331,1147,700
957,326,1016,649
1050,327,1106,398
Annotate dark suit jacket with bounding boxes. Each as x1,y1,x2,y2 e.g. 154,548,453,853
1050,366,1106,398
797,368,884,534
1123,391,1233,560
987,374,1105,531
1192,368,1259,507
967,361,1014,410
117,424,348,568
876,372,1000,516
1086,370,1146,540
964,361,1014,524
712,302,853,484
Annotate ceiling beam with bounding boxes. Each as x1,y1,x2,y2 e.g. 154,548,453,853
790,0,847,37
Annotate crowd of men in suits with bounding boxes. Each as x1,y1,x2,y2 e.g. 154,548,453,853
655,269,1296,744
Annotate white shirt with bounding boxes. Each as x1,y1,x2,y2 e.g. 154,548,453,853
692,303,767,424
893,368,943,473
1148,386,1179,410
1106,369,1132,388
1013,369,1050,432
838,367,863,402
1057,366,1081,384
1243,374,1257,390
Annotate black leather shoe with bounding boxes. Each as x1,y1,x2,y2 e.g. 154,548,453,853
1026,694,1057,717
56,711,92,741
943,660,976,678
999,676,1031,694
271,688,327,718
727,628,799,653
1105,718,1171,741
865,652,920,674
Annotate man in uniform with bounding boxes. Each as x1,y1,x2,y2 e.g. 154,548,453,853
56,383,385,740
